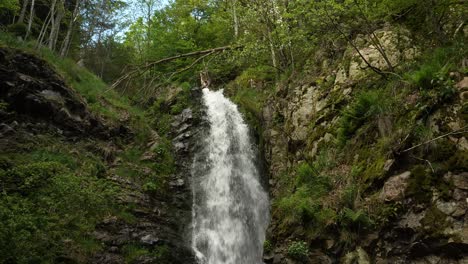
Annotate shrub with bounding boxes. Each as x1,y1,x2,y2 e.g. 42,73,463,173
339,208,373,230
263,240,273,252
337,89,388,145
235,65,275,88
1,162,62,194
6,23,26,37
406,47,456,89
295,163,332,193
287,241,309,260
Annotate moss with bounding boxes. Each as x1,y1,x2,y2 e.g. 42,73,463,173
447,150,468,173
407,165,433,203
420,206,449,237
360,155,387,184
407,163,454,203
427,140,457,162
460,103,468,122
263,240,273,253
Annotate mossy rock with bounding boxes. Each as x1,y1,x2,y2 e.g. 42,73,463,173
447,150,468,173
420,206,449,237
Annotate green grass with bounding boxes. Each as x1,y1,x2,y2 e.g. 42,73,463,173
0,143,119,263
337,89,390,145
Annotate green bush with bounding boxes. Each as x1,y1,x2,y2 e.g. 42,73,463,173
235,65,275,88
295,163,331,192
6,23,26,37
263,239,273,252
339,208,373,230
337,89,388,145
406,47,456,89
287,241,309,260
0,162,62,194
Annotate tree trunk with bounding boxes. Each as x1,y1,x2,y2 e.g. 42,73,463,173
232,0,239,38
17,0,29,24
50,0,65,51
60,0,81,57
36,10,52,49
47,0,57,50
24,0,35,39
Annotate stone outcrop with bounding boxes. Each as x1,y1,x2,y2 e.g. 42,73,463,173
0,47,120,138
259,26,467,263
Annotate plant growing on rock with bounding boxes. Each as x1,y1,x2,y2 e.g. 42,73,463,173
287,241,309,261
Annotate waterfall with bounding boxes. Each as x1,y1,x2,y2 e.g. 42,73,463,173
191,88,269,264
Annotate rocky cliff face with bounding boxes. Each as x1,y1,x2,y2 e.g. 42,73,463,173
0,47,197,263
260,27,468,263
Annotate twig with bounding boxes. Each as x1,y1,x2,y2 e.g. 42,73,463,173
110,46,240,90
410,154,435,173
400,126,468,153
167,51,214,80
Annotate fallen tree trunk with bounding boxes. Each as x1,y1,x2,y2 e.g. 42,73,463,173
111,46,239,90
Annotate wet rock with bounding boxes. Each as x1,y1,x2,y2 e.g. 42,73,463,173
140,234,159,246
273,254,284,264
343,247,370,264
170,178,185,188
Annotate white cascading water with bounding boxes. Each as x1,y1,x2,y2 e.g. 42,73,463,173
191,88,269,264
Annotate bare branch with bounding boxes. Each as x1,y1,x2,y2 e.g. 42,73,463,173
110,46,239,90
400,126,468,153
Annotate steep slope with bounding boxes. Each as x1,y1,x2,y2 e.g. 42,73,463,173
0,46,197,263
228,27,467,263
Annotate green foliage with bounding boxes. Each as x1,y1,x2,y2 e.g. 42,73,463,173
287,241,309,260
122,244,171,264
420,206,449,237
373,202,404,226
235,66,276,88
407,165,432,203
122,244,150,263
1,162,63,194
339,208,373,230
0,0,19,13
404,45,465,110
263,239,273,253
406,164,453,203
295,163,331,191
6,23,26,37
0,156,118,262
337,89,388,145
447,150,468,173
276,161,334,234
0,100,8,111
340,183,359,209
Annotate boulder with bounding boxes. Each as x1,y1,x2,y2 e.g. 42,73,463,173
456,77,468,91
0,47,111,137
380,171,411,202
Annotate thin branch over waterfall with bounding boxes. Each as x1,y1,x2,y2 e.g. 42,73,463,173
111,46,239,91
